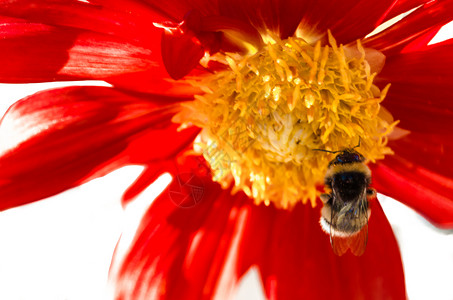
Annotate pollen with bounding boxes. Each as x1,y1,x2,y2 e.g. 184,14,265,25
174,33,397,209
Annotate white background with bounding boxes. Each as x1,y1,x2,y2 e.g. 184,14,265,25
0,20,453,300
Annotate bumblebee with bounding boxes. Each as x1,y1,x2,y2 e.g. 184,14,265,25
319,148,376,256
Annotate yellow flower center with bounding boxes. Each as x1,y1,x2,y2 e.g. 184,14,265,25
174,33,397,208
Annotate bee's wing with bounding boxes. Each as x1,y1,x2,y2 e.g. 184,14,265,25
331,226,368,256
330,188,369,256
330,234,351,256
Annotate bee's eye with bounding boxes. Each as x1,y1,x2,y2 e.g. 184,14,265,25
353,154,360,160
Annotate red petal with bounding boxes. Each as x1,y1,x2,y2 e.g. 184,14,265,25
0,0,220,90
363,0,453,55
389,132,453,179
218,0,309,39
328,0,397,44
62,29,199,95
121,126,201,205
371,155,453,228
0,0,166,45
0,17,79,83
250,199,405,300
111,176,252,300
0,16,197,95
0,86,181,210
106,72,202,96
196,14,263,51
296,0,361,42
122,164,166,204
124,121,200,166
396,25,443,53
383,0,430,21
161,28,205,80
60,32,162,80
218,0,394,43
141,0,219,21
0,16,156,81
376,40,453,133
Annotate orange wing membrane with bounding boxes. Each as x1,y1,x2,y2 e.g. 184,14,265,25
331,223,368,256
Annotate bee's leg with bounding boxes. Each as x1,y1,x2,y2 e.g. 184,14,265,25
320,193,331,204
366,188,376,198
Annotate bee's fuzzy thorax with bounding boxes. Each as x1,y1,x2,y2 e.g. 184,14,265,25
325,162,371,181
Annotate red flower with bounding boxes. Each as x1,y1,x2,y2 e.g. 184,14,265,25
1,0,452,299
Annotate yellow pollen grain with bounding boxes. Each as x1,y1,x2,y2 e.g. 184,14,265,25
272,86,281,101
175,33,397,209
304,92,315,108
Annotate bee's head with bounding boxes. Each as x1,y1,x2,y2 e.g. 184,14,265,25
329,149,365,167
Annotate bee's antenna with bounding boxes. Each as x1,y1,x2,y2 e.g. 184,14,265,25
313,137,361,153
312,148,341,154
353,137,361,149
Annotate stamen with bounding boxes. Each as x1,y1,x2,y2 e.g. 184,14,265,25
174,33,396,209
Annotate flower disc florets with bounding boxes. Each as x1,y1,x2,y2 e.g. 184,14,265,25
175,33,397,208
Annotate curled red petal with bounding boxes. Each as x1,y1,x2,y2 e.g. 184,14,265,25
0,86,181,210
198,15,263,50
245,199,406,300
363,0,453,55
161,28,205,80
157,10,262,79
371,156,453,228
